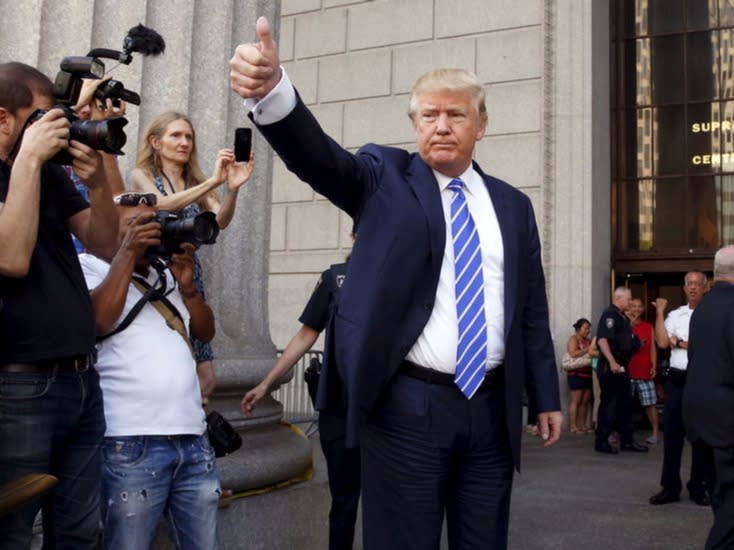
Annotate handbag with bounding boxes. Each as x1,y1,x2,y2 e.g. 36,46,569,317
561,352,593,371
206,410,242,457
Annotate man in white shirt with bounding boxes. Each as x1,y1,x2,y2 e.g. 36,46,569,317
649,271,714,507
80,198,220,549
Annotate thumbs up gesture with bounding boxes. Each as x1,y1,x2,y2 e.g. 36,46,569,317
230,16,281,101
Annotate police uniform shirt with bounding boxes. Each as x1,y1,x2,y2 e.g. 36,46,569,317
299,262,348,333
664,304,693,370
596,304,633,365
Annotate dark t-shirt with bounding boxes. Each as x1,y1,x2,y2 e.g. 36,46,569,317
300,262,348,414
0,160,96,362
596,304,639,367
299,263,347,333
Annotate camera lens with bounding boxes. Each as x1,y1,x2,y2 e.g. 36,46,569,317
70,117,127,155
193,215,218,243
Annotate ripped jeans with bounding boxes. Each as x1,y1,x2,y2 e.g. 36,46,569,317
101,434,220,550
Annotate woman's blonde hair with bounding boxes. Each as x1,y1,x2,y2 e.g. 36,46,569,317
136,111,207,189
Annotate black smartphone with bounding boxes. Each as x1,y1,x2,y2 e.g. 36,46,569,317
234,127,252,162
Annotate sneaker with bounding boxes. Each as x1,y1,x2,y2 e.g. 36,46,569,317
608,433,618,444
646,435,658,444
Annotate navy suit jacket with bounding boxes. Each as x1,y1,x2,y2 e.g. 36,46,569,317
256,96,560,468
684,282,734,448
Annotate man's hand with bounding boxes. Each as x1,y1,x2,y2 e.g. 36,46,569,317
90,97,127,121
73,75,110,114
119,213,160,261
68,140,105,188
653,297,668,315
536,411,563,447
168,242,196,292
16,108,69,164
230,16,281,101
241,382,269,417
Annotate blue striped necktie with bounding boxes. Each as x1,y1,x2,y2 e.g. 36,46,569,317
448,178,487,398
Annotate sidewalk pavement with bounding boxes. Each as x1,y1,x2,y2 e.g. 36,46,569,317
509,430,711,549
307,427,711,550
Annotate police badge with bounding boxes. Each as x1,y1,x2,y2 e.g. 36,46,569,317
606,317,614,329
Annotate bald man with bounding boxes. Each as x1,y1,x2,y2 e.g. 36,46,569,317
685,246,734,549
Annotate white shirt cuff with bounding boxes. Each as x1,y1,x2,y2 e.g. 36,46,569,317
243,68,297,125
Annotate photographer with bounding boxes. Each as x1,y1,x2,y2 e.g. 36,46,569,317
0,62,118,548
79,196,220,549
68,75,127,252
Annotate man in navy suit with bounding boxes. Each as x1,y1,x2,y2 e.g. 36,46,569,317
685,246,734,549
230,17,562,550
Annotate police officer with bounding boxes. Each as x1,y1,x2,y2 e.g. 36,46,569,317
594,286,648,454
242,239,359,550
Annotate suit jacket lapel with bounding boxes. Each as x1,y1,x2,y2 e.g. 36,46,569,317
407,155,445,284
475,163,516,340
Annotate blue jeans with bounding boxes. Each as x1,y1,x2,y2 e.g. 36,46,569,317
102,434,220,550
0,367,105,549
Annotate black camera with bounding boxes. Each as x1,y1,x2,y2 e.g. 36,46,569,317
30,103,128,165
30,22,166,166
146,210,220,259
31,56,128,165
95,79,141,106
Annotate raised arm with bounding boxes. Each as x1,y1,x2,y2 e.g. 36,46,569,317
87,214,160,334
128,163,227,213
66,139,120,259
168,243,215,343
653,298,671,349
198,149,254,230
0,109,69,277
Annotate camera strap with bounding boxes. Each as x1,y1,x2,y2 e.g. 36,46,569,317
96,279,159,343
127,276,195,359
96,264,194,359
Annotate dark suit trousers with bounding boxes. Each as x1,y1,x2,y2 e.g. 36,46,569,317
595,369,634,446
660,380,714,496
318,412,361,550
706,446,734,549
361,373,514,550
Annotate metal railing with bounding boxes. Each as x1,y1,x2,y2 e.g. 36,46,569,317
271,350,322,424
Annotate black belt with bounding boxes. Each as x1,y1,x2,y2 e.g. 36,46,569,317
400,360,504,391
0,354,92,374
667,367,687,384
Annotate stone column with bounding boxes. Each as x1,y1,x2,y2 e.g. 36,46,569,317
191,0,313,492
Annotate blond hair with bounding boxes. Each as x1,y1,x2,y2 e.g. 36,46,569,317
136,111,207,190
408,68,487,121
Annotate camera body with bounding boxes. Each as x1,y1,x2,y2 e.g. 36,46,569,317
32,56,130,165
146,210,220,260
95,79,141,106
52,56,106,104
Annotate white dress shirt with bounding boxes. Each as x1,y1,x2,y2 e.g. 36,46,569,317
665,304,693,370
405,168,505,373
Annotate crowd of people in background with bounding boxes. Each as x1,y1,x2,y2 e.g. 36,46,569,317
559,274,719,510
